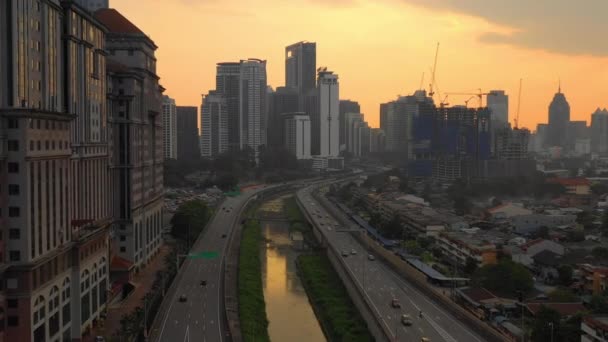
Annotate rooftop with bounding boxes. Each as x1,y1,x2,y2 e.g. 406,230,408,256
526,302,586,317
95,9,144,34
547,178,591,187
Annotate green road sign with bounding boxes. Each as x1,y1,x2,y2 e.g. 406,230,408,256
188,251,219,259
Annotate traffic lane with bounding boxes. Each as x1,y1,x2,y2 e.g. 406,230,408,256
301,194,483,342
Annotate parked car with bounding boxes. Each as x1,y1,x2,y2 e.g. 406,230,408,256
368,254,375,261
351,249,357,255
342,250,349,257
391,298,401,308
179,294,187,302
401,314,413,326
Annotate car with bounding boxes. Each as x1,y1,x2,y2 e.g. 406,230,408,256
341,251,349,257
368,254,375,261
421,338,430,342
95,337,105,342
200,280,207,286
351,249,357,255
221,233,227,238
179,294,187,302
391,298,401,308
222,207,226,210
401,314,413,326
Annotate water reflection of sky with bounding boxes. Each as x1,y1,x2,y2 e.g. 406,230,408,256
260,198,326,342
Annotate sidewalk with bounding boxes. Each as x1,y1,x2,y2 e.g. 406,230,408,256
85,244,171,341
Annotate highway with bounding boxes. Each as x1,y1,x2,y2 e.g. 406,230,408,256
151,191,254,342
297,186,487,342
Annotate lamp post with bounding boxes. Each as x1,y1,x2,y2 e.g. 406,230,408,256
549,322,554,342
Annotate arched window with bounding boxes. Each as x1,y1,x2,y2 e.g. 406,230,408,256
92,263,98,282
49,286,60,312
33,295,46,326
81,269,90,292
62,277,71,301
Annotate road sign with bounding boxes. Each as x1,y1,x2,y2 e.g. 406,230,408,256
188,251,219,259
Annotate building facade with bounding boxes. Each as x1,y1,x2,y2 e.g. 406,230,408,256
547,87,570,149
285,42,316,100
96,8,164,271
283,113,311,160
161,95,177,160
75,0,108,12
591,108,608,155
339,100,360,150
176,106,200,161
266,87,298,148
200,91,228,158
487,90,508,128
317,69,340,157
215,63,240,151
0,2,112,340
239,59,267,157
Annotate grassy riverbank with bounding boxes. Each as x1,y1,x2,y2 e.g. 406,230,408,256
238,219,270,342
297,253,374,342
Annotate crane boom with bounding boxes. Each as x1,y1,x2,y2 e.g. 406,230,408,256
429,43,440,99
515,78,522,129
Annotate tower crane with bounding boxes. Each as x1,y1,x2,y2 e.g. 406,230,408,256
514,78,523,129
445,89,495,108
429,43,440,100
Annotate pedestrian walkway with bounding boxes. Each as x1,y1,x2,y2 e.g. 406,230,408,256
84,244,171,341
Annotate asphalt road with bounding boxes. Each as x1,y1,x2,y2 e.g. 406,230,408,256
151,193,251,342
297,186,487,342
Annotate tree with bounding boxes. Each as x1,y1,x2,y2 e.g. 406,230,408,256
530,306,561,342
603,210,608,234
590,295,608,314
592,247,608,260
380,215,403,239
536,226,550,239
548,288,578,302
557,265,573,286
170,200,211,246
576,211,595,230
591,183,608,196
464,257,478,276
453,196,473,216
567,230,585,242
472,259,533,297
404,240,423,256
216,173,238,191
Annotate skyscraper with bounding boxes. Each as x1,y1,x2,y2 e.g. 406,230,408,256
547,86,570,149
177,106,201,161
1,2,111,340
200,91,229,157
216,63,241,151
339,100,361,150
239,59,267,156
487,90,509,127
267,87,299,148
591,108,608,155
162,95,178,159
284,113,312,160
285,42,317,98
317,69,340,157
97,8,164,271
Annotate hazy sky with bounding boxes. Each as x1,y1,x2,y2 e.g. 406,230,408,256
111,0,608,130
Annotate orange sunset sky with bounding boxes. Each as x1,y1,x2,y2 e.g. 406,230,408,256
111,0,608,130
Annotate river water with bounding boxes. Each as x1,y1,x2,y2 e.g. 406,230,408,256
258,196,326,342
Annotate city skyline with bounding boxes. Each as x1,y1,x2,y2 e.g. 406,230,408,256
111,0,608,130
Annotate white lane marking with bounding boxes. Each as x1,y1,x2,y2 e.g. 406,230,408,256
183,325,190,342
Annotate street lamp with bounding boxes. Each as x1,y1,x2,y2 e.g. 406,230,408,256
548,322,554,342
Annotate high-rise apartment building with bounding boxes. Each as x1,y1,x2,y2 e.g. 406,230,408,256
239,59,267,156
97,8,164,270
547,87,570,149
339,100,360,150
370,128,386,153
200,91,229,157
284,113,312,160
285,42,317,99
343,113,363,154
162,95,178,160
0,2,112,340
267,87,299,148
176,107,200,161
75,0,108,12
487,90,509,127
317,69,340,157
216,63,241,151
591,108,608,155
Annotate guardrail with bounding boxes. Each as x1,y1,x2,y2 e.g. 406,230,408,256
295,191,392,342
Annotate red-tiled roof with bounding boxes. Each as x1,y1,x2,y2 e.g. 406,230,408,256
526,303,586,317
110,255,134,271
547,178,591,186
521,238,544,251
460,287,497,302
95,9,143,34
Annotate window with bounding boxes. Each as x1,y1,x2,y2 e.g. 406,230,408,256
7,299,18,308
8,207,20,217
120,235,126,242
62,304,70,326
7,316,18,327
9,229,20,240
30,141,34,151
7,140,18,151
8,163,19,173
128,50,134,56
120,246,126,252
9,251,20,262
9,184,19,196
45,141,49,150
8,119,18,129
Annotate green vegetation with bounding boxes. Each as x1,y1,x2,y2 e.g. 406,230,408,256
548,288,579,302
238,219,270,342
297,254,373,342
530,306,583,342
170,200,212,248
447,174,566,200
472,259,534,297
